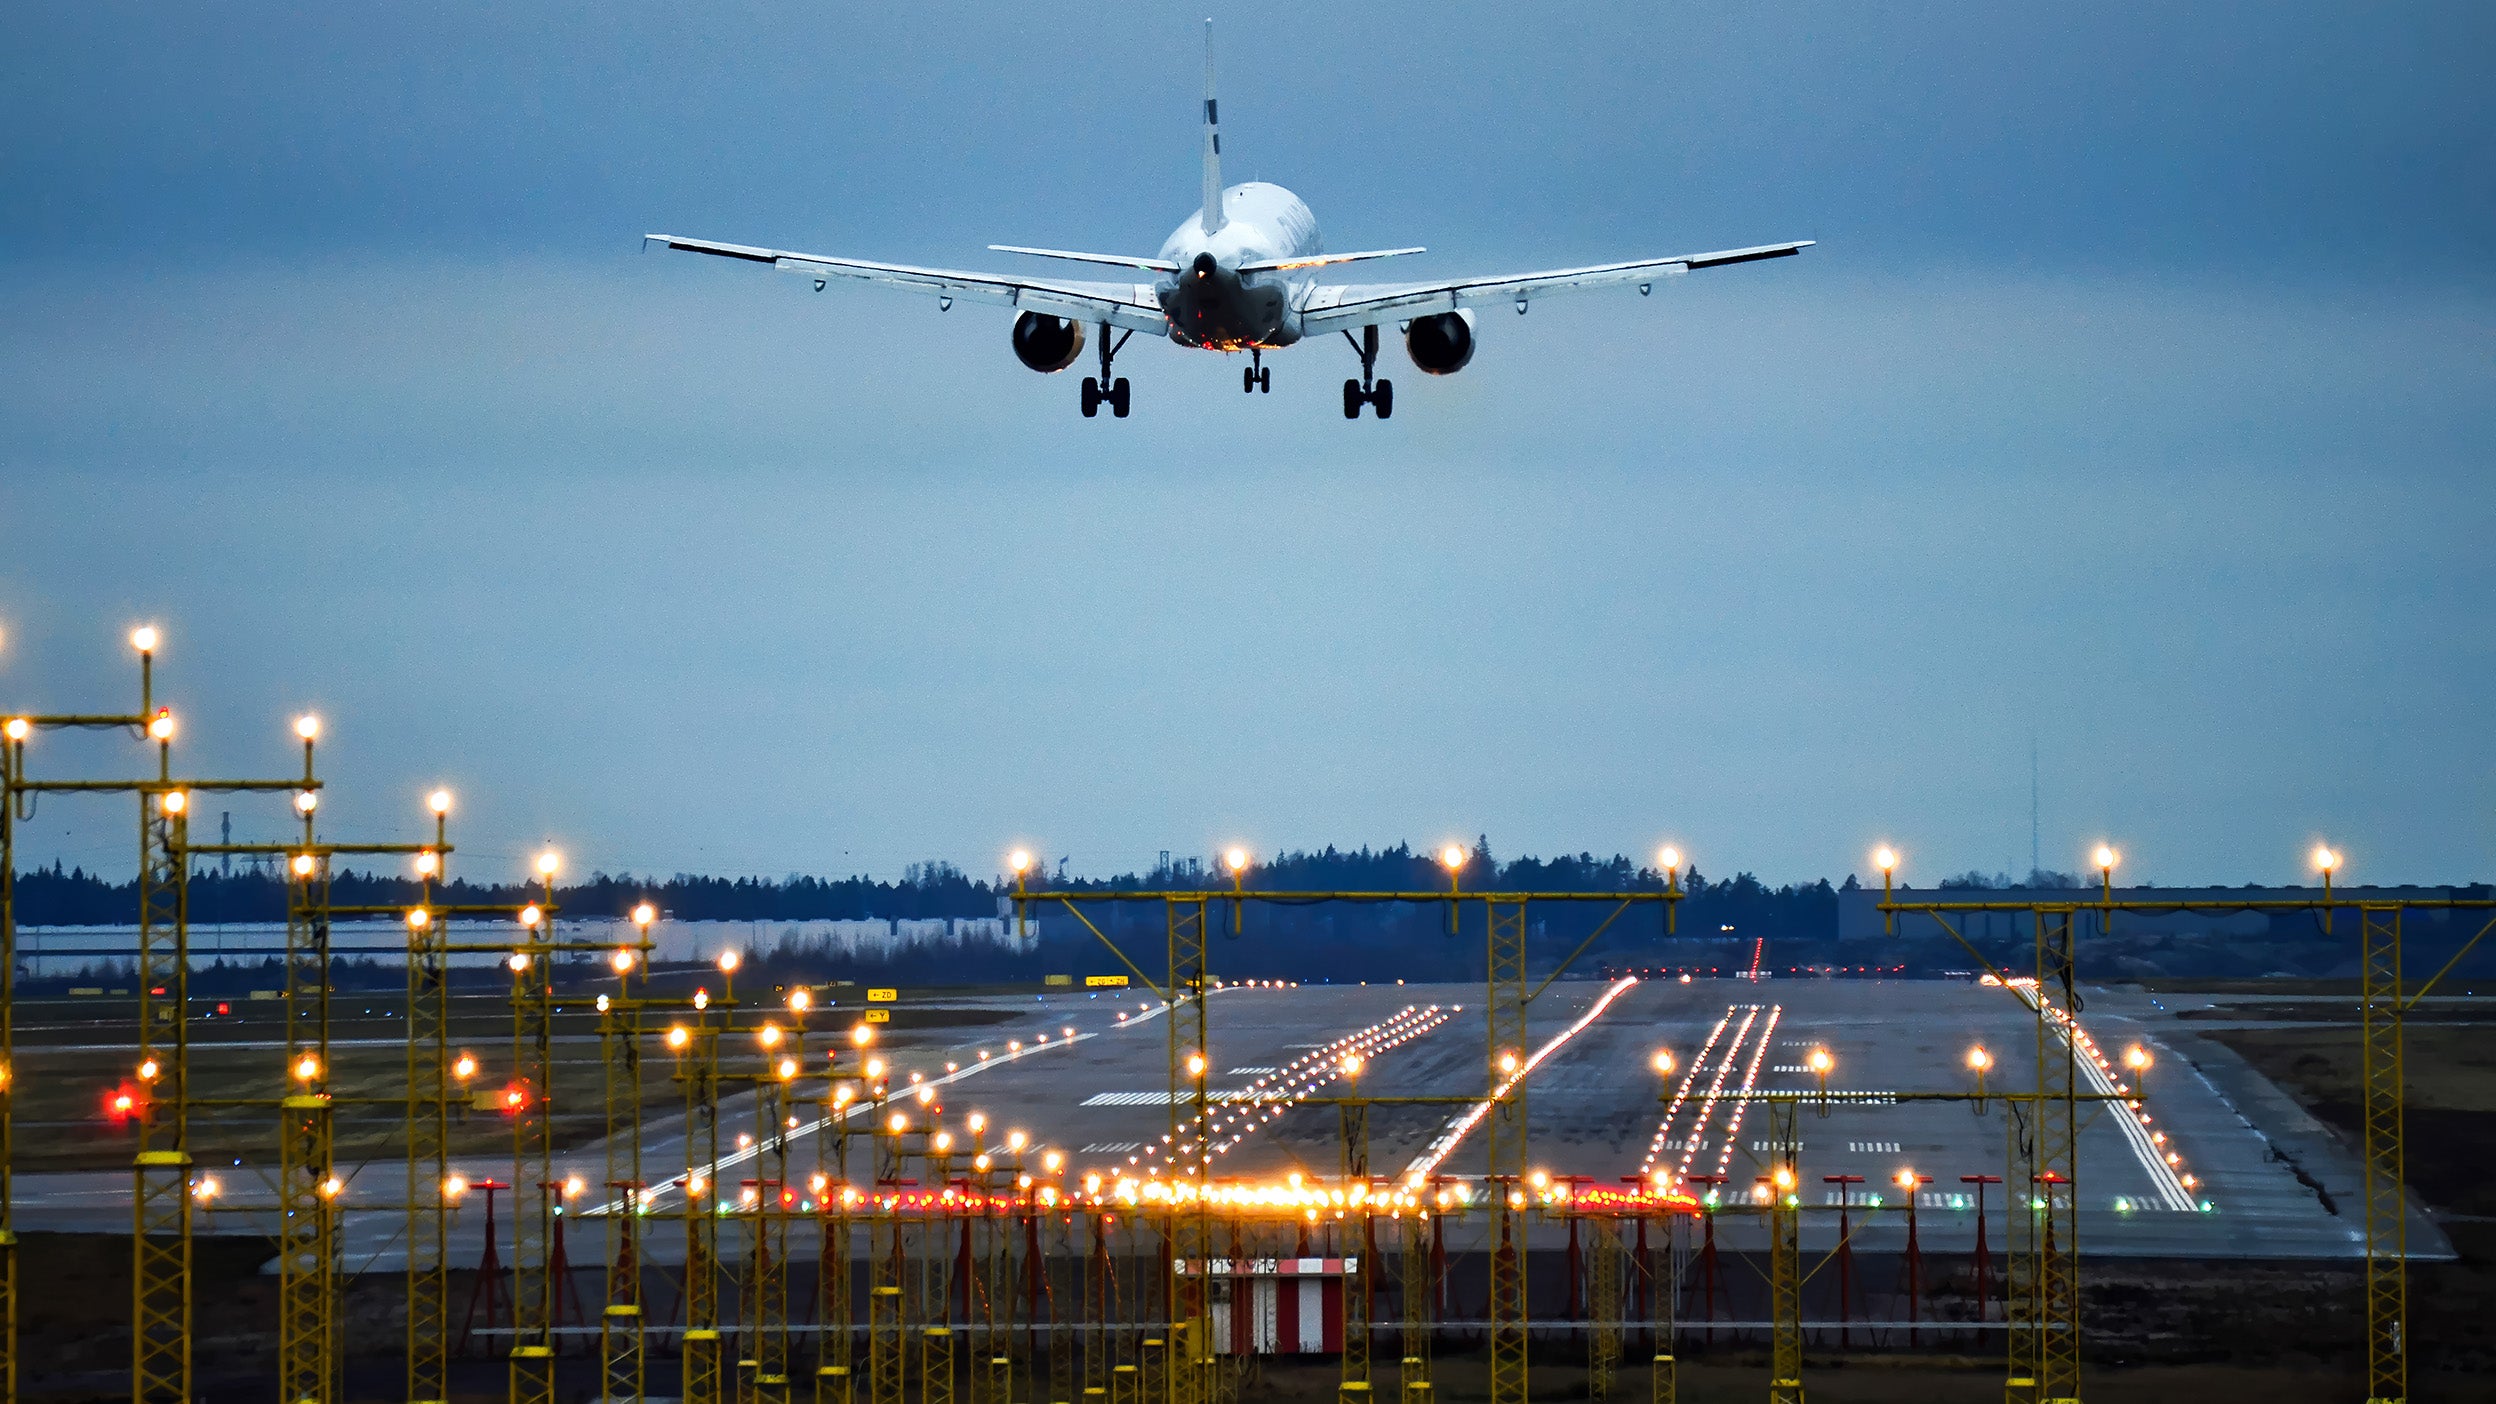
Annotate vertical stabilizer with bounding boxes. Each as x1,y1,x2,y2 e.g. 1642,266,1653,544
1200,19,1226,235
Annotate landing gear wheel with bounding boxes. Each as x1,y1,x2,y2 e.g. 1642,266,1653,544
1081,376,1102,418
1343,379,1363,419
1110,377,1131,418
1243,365,1257,394
1258,366,1272,393
1373,378,1393,419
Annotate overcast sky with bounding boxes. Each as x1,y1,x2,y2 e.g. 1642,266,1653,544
2,2,2490,887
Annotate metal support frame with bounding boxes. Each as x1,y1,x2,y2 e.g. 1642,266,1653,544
2360,906,2406,1404
1586,1216,1622,1400
1484,895,1530,1404
1765,1100,1803,1404
1399,1212,1432,1403
685,1020,727,1404
509,898,558,1404
276,847,338,1404
407,896,452,1404
603,968,649,1404
132,797,192,1404
1166,896,1216,1404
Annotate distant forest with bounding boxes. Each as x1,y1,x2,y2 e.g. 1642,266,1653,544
7,840,1842,937
6,843,1842,987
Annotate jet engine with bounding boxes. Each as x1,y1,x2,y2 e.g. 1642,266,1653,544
1011,312,1086,373
1403,310,1476,375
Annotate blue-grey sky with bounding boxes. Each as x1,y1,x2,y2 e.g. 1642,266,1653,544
3,2,2490,887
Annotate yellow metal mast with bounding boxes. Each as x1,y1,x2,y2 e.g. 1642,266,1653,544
2358,904,2406,1404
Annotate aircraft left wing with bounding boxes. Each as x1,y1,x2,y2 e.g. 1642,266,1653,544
1294,240,1811,332
645,234,1172,337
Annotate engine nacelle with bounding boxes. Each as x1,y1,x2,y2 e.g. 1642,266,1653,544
1012,312,1086,373
1404,310,1476,375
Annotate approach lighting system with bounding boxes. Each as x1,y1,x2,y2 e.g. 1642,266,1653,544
1657,845,1682,873
2312,845,2340,873
1873,846,1899,875
1224,846,1249,874
1651,1049,1676,1076
632,901,657,927
160,790,187,815
2094,844,2120,872
148,711,176,742
536,849,561,878
295,714,320,740
1008,849,1033,875
294,790,318,814
130,626,159,653
407,907,432,931
610,948,636,973
428,788,453,815
1439,845,1467,870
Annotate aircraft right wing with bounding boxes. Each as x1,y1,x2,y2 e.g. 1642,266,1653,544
645,234,1173,337
1294,240,1812,332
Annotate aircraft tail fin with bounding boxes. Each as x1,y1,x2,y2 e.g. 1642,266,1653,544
1200,19,1225,235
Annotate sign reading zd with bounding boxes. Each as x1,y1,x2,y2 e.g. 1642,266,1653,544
1085,974,1129,988
866,988,898,1003
864,1008,891,1024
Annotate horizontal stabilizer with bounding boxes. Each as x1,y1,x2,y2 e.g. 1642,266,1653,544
989,244,1180,273
1237,247,1426,273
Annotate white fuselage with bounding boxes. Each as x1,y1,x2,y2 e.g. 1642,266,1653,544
1154,181,1322,349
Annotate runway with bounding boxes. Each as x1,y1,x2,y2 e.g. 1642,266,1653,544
8,975,2438,1270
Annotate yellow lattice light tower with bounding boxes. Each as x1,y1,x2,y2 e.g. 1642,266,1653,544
508,856,562,1404
1586,1210,1622,1402
672,956,734,1404
601,903,660,1404
1876,842,2496,1404
1011,843,1684,1404
185,759,452,1404
404,790,456,1404
0,631,320,1404
1399,1202,1433,1404
1762,1102,1804,1404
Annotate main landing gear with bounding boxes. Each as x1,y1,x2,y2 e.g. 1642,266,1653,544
1082,320,1133,418
1241,349,1271,394
1341,325,1392,419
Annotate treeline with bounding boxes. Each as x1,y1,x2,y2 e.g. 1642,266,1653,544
7,842,1847,941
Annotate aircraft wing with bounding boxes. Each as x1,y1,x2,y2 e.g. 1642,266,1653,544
1294,240,1811,332
646,234,1172,337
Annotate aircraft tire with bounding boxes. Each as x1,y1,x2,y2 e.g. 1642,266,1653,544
1081,377,1101,418
1111,377,1131,418
1258,366,1272,393
1343,379,1362,419
1243,365,1256,393
1374,379,1394,419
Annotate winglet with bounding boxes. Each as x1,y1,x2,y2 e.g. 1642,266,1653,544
1200,19,1226,236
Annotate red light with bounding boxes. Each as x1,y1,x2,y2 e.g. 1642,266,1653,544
214,1002,230,1016
503,1085,528,1112
150,986,166,997
108,1087,138,1121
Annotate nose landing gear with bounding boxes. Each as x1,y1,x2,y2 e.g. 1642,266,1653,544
1241,349,1271,394
1081,320,1134,418
1340,325,1393,419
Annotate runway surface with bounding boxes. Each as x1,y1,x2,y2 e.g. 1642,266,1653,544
10,975,2440,1269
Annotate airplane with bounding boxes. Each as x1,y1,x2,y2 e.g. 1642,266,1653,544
646,24,1810,420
